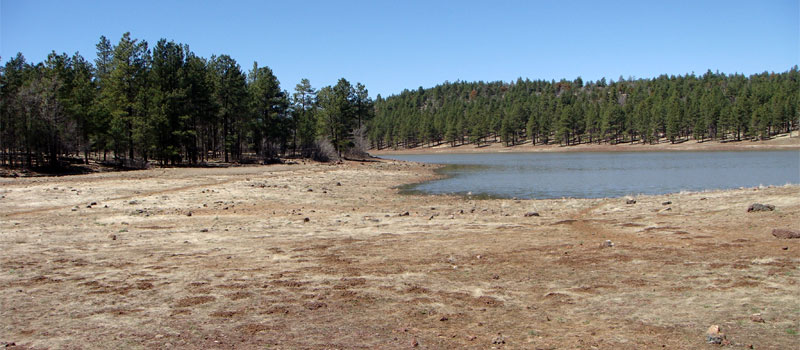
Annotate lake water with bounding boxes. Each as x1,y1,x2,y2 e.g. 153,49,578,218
383,151,800,199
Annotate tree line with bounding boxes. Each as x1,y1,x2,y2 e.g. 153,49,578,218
368,68,799,149
0,32,373,168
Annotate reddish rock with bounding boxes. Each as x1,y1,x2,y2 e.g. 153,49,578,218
772,228,800,239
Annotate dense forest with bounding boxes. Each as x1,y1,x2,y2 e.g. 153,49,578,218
369,68,799,149
0,33,373,168
2,33,798,169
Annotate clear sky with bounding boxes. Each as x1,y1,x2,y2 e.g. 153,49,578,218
1,0,798,97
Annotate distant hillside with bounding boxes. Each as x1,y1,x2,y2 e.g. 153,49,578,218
368,68,799,149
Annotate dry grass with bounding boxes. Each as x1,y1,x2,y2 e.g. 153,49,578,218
1,159,798,349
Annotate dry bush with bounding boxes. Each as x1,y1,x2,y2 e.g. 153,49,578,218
312,138,339,162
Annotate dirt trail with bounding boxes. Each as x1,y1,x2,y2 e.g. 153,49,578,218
1,160,798,349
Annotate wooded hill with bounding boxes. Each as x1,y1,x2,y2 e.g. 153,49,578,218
2,32,797,170
368,68,799,149
0,33,373,169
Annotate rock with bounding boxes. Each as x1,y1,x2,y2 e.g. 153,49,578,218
706,325,726,344
439,316,448,321
659,207,672,213
110,234,117,240
750,314,765,323
336,182,342,186
662,201,672,205
307,188,313,192
90,202,97,206
601,240,614,248
625,198,636,205
772,228,800,239
524,212,540,217
303,217,310,222
129,200,138,205
492,334,506,344
186,212,192,217
399,211,410,216
747,203,775,212
411,339,419,347
200,228,209,233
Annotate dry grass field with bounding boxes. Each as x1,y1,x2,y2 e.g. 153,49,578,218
1,159,799,349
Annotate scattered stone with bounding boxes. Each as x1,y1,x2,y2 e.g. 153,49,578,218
659,207,672,213
109,234,117,240
662,201,672,205
783,247,789,250
439,316,448,321
772,228,800,239
700,197,707,200
492,274,500,280
411,339,419,347
186,212,192,217
399,211,410,216
524,212,540,217
625,198,636,205
601,240,614,248
336,182,342,186
429,215,434,220
307,188,313,192
706,325,726,344
492,334,506,344
750,314,765,323
90,202,97,206
303,217,310,222
200,228,209,233
129,200,138,205
747,203,774,212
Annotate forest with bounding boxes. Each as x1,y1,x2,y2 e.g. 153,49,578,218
0,33,373,168
1,33,798,169
369,68,799,149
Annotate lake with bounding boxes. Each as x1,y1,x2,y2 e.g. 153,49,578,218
383,150,800,199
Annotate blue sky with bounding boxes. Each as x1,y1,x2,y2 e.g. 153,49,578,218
1,0,798,97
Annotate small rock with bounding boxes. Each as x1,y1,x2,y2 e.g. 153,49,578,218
307,188,313,192
524,212,540,217
411,339,419,347
662,201,672,205
200,228,209,233
129,200,138,205
750,314,765,323
110,234,117,240
303,217,310,222
772,228,800,239
659,207,672,213
90,202,97,206
601,240,614,248
625,198,636,205
336,182,342,186
783,247,789,250
747,203,775,212
492,334,506,344
439,316,448,321
706,325,726,344
186,212,192,217
492,274,500,280
399,211,410,216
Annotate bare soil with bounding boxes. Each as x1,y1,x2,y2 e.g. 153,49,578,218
1,159,798,349
371,131,800,155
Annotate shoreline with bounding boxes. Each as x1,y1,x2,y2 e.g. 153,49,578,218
371,132,800,155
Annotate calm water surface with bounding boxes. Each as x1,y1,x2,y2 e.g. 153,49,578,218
383,151,800,199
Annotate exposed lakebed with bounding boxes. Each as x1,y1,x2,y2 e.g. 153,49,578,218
383,150,800,199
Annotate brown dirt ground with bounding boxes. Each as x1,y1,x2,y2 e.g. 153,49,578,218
371,131,800,155
1,158,799,349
